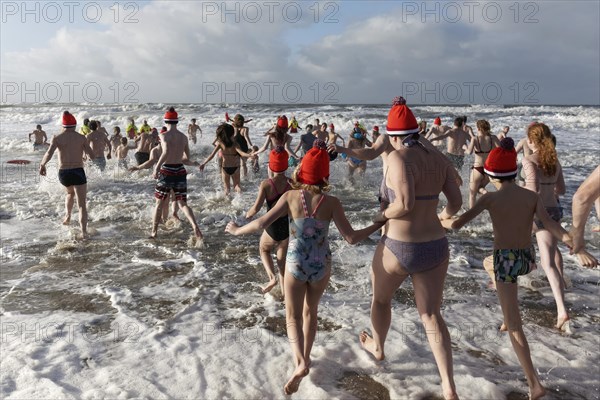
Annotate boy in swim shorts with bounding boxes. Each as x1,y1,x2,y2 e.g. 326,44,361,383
441,138,574,400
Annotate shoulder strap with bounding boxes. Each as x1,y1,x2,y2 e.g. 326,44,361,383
299,190,309,218
311,194,327,217
268,179,278,196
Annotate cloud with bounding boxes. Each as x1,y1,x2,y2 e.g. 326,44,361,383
2,1,598,105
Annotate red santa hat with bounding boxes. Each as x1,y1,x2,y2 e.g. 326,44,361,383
434,117,441,125
329,123,335,130
62,111,77,128
373,126,379,132
269,146,289,173
164,107,178,124
484,138,518,178
385,96,419,136
277,115,288,130
297,140,330,185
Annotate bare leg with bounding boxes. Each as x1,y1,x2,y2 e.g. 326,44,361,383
241,158,248,179
258,232,278,294
176,199,202,238
283,272,310,395
275,240,288,297
469,169,484,209
535,230,568,328
63,186,75,225
220,169,231,196
302,268,330,366
360,243,408,361
412,258,458,400
73,184,88,238
496,282,546,400
232,168,242,194
594,197,600,231
151,197,168,238
171,191,181,220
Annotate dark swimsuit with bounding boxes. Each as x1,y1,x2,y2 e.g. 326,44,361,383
472,137,492,175
235,133,249,153
58,168,87,187
265,179,291,241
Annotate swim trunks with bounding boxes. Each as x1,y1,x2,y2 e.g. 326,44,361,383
135,152,150,165
446,153,464,170
92,157,106,172
33,143,46,151
58,168,87,187
493,246,537,283
155,164,187,201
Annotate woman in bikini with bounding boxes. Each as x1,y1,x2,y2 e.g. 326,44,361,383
199,123,254,195
346,127,373,178
522,123,569,330
254,116,299,177
465,120,500,208
360,98,462,400
244,147,292,295
226,140,383,395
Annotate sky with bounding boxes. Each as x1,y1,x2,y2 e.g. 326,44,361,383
1,0,599,105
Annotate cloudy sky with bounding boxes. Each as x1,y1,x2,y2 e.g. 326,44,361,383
1,0,599,105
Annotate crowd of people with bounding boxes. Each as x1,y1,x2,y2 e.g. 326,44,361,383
33,99,599,398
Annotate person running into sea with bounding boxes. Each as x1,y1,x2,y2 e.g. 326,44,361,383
254,116,300,177
226,140,383,395
199,123,255,195
426,117,451,151
570,165,600,267
86,120,112,172
140,119,152,134
244,147,292,295
358,97,462,400
187,118,202,144
465,120,500,208
231,114,253,179
346,126,372,179
440,138,576,400
134,125,153,166
151,107,202,239
515,123,536,185
116,137,130,170
109,127,123,156
29,124,48,151
314,122,328,142
39,111,95,239
371,126,380,142
326,123,345,147
418,120,428,135
429,117,471,173
294,124,316,157
522,123,571,330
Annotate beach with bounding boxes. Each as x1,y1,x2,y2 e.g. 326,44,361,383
1,103,599,399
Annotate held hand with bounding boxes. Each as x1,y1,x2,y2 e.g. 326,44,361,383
225,221,240,235
39,165,46,176
373,210,388,224
199,164,205,172
440,218,456,230
128,167,138,172
153,170,159,179
107,153,112,160
326,143,338,154
569,227,585,254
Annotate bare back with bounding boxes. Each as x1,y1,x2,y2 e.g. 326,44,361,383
52,130,91,169
159,128,189,165
523,154,564,207
87,130,110,158
445,128,470,155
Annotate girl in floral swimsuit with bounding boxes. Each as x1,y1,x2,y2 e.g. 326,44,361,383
226,140,383,396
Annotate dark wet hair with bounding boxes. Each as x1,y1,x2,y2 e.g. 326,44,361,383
36,124,41,130
462,116,468,123
114,126,121,133
120,137,128,145
454,117,463,127
216,123,235,147
89,121,98,130
83,118,90,126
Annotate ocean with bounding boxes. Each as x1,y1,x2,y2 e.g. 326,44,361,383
1,103,599,399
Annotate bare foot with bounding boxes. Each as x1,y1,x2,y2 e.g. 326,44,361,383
499,323,507,332
529,383,546,400
359,331,384,361
62,216,71,225
194,226,203,239
171,214,182,221
77,232,89,240
284,364,309,395
261,279,277,294
442,383,459,400
556,315,570,331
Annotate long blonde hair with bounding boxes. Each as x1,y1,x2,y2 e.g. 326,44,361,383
476,120,491,136
527,123,557,176
290,165,331,194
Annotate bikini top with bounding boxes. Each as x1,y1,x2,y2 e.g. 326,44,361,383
379,169,439,204
266,179,291,208
474,137,492,154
